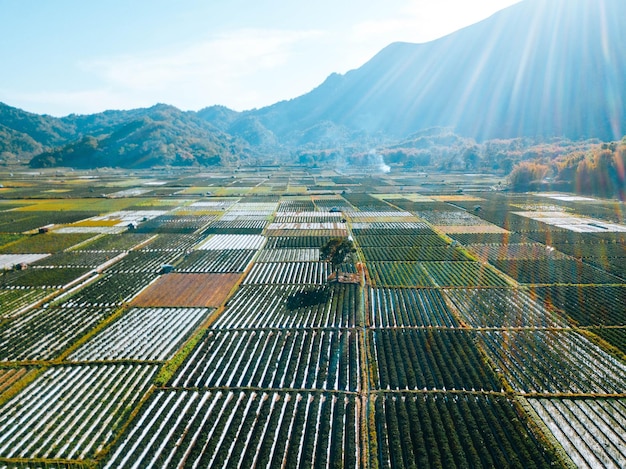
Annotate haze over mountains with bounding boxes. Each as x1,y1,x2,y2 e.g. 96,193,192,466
1,0,624,168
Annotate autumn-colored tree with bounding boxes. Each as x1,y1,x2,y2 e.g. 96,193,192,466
508,161,550,189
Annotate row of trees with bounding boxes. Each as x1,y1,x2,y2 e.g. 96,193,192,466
509,138,626,198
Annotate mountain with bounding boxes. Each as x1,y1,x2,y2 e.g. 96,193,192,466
28,105,247,169
2,0,625,169
246,0,626,142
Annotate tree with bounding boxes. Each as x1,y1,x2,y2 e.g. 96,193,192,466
320,237,356,272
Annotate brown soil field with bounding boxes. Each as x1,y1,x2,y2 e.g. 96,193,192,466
131,273,241,307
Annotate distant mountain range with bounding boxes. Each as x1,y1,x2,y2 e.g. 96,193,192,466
1,0,624,168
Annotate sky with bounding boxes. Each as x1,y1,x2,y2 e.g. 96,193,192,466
0,0,520,116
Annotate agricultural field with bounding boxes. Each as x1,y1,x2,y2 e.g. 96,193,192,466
0,169,624,468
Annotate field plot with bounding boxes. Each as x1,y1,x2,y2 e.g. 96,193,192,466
0,253,49,269
491,259,623,285
479,330,626,393
0,306,114,361
244,262,332,285
448,232,526,245
69,307,211,361
31,250,121,268
528,398,626,468
138,233,201,251
105,251,183,273
104,390,359,469
61,272,157,307
420,261,511,287
0,288,55,318
362,246,470,262
0,233,96,254
373,393,557,469
256,248,320,262
171,329,360,391
444,288,568,328
131,273,240,307
78,233,155,251
356,234,449,247
264,236,331,249
469,242,570,261
352,222,436,235
135,214,215,234
196,234,266,250
0,364,157,461
371,329,500,391
367,262,434,287
0,211,100,233
203,219,267,234
212,284,362,328
369,288,458,327
529,286,626,326
175,249,256,273
0,267,91,289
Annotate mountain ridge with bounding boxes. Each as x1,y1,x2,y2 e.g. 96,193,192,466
1,0,625,168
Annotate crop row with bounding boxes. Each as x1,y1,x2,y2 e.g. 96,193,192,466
104,390,359,469
529,286,626,326
0,211,99,234
69,307,212,362
32,250,122,268
138,233,202,251
175,249,256,273
265,228,348,238
0,306,115,361
172,329,360,391
0,364,157,460
362,246,470,262
444,288,567,328
274,214,341,224
369,288,458,328
480,330,626,394
0,288,54,319
203,219,267,234
0,367,30,395
373,393,557,469
351,222,435,235
0,233,97,254
135,214,216,234
277,200,316,211
256,248,320,262
585,327,626,355
78,233,155,251
264,236,331,249
195,234,267,250
371,329,500,391
212,284,362,329
528,397,626,468
243,262,332,285
491,259,623,285
61,273,158,307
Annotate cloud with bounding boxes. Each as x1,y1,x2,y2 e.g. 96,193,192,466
77,28,325,109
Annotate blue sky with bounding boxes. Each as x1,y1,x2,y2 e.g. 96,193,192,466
0,0,520,116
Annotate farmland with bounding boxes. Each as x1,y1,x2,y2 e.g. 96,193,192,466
0,167,624,468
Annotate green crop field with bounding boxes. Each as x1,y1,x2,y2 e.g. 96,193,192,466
0,168,624,468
